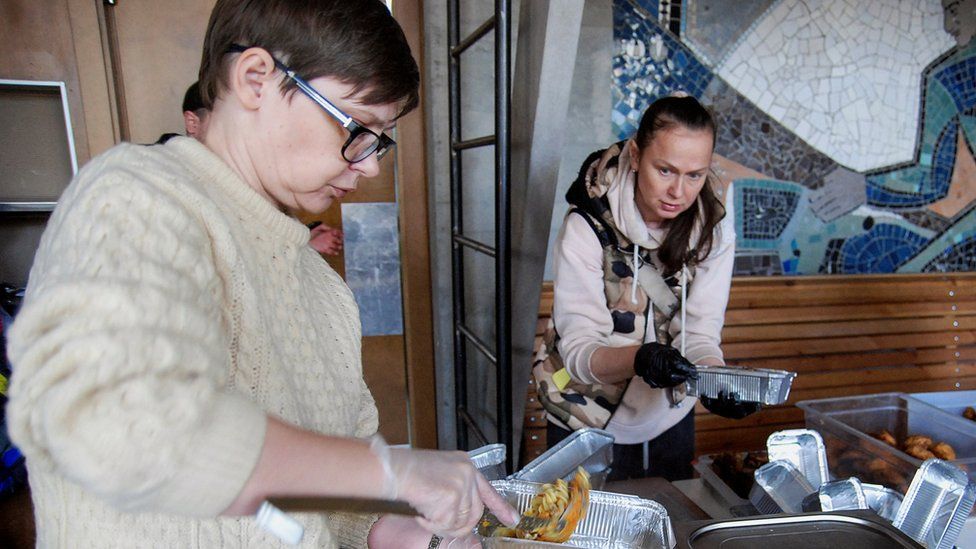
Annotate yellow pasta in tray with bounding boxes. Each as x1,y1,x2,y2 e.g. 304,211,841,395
491,467,591,543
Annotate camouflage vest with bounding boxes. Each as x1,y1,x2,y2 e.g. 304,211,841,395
533,209,695,431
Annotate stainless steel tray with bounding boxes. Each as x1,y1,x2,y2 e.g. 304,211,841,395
688,365,796,405
512,428,614,490
468,443,508,481
482,479,673,548
672,510,923,548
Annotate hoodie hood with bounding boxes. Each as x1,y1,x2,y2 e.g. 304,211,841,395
565,139,704,253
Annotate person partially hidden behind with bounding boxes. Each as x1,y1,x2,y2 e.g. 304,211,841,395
5,1,517,547
155,81,210,144
535,95,760,483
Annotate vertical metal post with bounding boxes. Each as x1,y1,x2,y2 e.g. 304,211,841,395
495,0,514,474
447,0,469,451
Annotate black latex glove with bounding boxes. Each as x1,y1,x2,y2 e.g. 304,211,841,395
633,342,698,388
700,390,762,419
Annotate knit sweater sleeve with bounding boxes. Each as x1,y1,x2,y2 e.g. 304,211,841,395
322,377,381,548
6,155,267,517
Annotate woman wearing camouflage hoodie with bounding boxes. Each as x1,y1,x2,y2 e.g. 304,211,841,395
535,95,756,481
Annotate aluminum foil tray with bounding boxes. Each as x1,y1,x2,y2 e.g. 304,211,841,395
893,458,976,549
862,483,903,523
482,479,673,548
750,460,816,514
766,429,829,489
818,478,867,512
688,365,796,405
672,510,924,548
468,443,507,481
512,428,614,490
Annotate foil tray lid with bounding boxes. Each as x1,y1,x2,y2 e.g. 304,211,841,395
511,428,614,489
861,483,903,523
766,429,830,490
751,459,816,514
672,510,923,548
818,478,868,512
893,458,976,549
467,443,508,481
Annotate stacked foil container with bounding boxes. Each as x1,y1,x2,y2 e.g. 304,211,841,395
751,428,975,549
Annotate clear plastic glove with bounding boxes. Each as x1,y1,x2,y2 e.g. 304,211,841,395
370,438,519,539
700,390,762,419
633,342,698,388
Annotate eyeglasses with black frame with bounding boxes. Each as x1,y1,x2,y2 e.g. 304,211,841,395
227,44,395,164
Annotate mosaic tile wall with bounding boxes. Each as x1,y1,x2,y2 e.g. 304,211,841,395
613,0,976,275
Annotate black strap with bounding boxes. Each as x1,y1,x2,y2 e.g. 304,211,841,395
569,208,618,248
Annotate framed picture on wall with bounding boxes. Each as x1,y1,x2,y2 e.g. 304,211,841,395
0,78,78,213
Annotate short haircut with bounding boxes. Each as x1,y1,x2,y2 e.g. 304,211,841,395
182,81,205,113
198,0,419,117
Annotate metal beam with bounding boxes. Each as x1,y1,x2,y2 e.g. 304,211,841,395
507,0,585,465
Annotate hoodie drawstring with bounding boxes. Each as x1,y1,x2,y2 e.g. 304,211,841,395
680,265,688,356
630,244,640,304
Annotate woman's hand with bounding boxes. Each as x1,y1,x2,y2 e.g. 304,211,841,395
633,342,698,388
384,448,519,538
308,223,344,256
700,390,762,419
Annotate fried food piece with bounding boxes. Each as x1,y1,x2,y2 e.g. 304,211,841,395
903,435,933,448
711,452,768,499
930,442,957,460
506,467,591,543
904,444,936,460
874,430,897,447
865,458,907,487
964,407,976,421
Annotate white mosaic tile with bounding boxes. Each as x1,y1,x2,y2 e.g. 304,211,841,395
716,0,954,171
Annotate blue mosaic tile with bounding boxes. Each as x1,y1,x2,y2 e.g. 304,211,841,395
605,0,976,277
734,179,802,244
612,0,714,140
934,55,976,114
866,43,976,209
866,118,959,208
923,234,976,271
837,224,929,274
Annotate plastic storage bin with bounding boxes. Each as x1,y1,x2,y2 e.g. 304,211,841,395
908,390,976,423
797,393,976,492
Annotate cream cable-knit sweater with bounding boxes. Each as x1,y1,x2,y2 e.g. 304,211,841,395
6,137,378,548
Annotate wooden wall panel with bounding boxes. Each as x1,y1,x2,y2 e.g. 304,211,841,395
109,1,216,144
0,0,108,164
361,335,410,444
524,274,976,458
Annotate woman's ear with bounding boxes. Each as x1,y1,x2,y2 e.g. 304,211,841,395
628,139,640,172
227,47,279,111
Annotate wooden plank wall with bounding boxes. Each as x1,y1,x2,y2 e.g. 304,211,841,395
522,273,976,463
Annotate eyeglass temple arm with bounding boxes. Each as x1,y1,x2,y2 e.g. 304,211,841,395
276,66,355,130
